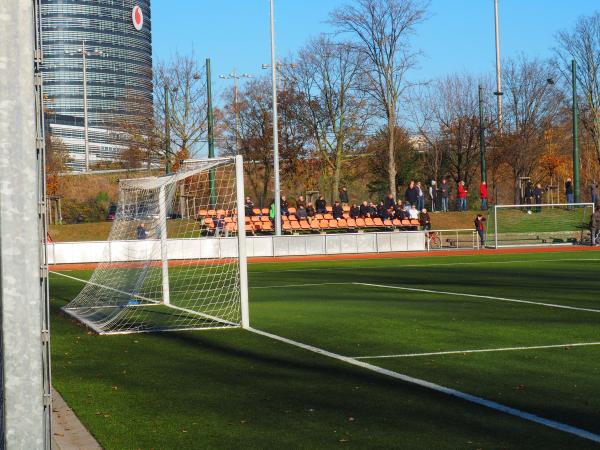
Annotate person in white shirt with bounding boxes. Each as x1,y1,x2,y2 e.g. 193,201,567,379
409,204,419,220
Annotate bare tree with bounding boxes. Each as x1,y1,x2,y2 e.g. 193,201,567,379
555,12,600,164
155,54,208,165
330,0,428,197
501,56,563,202
291,36,369,201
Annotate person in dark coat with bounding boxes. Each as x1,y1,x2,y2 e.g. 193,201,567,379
565,178,574,205
439,179,450,212
524,181,533,205
315,195,327,214
280,195,289,216
332,201,344,220
295,195,306,209
419,209,432,230
359,200,371,218
383,193,395,210
533,183,544,212
474,214,486,247
349,203,360,219
405,181,419,206
339,187,349,205
295,205,308,220
590,181,598,206
136,223,148,239
306,203,315,218
244,197,254,217
590,208,600,246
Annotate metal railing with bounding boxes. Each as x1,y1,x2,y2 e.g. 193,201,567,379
425,229,480,251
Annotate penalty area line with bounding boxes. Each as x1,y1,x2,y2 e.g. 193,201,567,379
354,342,600,360
354,282,600,314
247,326,600,444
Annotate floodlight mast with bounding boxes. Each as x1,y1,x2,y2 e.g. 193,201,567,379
269,0,282,235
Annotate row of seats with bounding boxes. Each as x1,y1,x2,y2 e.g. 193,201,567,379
198,206,339,218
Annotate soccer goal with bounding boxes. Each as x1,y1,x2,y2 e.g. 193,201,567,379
63,156,249,334
487,203,595,248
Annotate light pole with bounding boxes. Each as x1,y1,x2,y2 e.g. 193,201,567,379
572,60,581,203
479,85,487,183
220,70,253,154
493,0,503,132
65,41,104,172
269,0,282,235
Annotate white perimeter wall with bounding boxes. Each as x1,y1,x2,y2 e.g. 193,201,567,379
49,231,426,265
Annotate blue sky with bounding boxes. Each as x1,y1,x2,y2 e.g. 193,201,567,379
152,0,597,99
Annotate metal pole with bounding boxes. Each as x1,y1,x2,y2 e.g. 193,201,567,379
479,85,487,183
494,0,503,132
82,40,90,171
572,59,581,203
206,58,217,207
270,0,282,235
0,0,49,445
159,185,170,305
235,155,250,328
234,72,240,155
164,85,171,173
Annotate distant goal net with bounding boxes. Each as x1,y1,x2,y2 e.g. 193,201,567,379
63,156,249,334
487,203,595,248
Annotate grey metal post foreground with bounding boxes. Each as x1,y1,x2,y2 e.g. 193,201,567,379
0,0,50,448
270,0,282,235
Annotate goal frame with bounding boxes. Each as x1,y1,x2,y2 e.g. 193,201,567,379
62,154,250,334
490,202,595,249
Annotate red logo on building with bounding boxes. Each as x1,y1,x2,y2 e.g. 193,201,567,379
132,5,144,31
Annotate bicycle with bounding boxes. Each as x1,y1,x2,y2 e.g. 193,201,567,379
426,230,441,249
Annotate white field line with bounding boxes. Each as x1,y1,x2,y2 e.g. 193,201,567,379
354,342,600,360
247,327,600,444
247,257,600,274
250,282,347,290
355,282,600,314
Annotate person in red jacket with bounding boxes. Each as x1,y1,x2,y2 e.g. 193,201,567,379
457,181,468,211
480,181,488,211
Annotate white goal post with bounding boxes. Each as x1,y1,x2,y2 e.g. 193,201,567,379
487,203,595,249
63,155,249,334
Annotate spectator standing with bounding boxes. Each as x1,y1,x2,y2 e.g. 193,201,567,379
457,181,468,212
590,181,598,206
306,203,315,218
405,181,419,207
136,223,147,239
315,195,327,214
565,178,574,206
280,195,289,216
439,179,450,212
349,203,360,219
429,181,437,212
296,195,306,209
480,181,488,211
332,201,343,220
416,182,425,211
244,197,254,217
524,181,533,206
533,183,544,212
269,200,276,222
419,209,431,230
339,187,349,205
474,214,486,247
590,208,600,246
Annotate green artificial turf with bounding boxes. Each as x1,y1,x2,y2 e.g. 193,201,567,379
50,250,600,449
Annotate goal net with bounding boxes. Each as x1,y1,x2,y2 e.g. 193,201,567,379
487,203,595,248
63,156,249,334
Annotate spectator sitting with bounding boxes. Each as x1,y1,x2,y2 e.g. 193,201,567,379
376,201,386,219
340,187,349,205
244,197,254,217
296,195,306,209
359,200,371,218
136,223,148,239
408,204,419,220
296,205,308,221
280,195,289,216
368,202,378,217
212,215,225,237
419,208,431,230
315,195,327,214
332,201,344,220
306,202,315,218
393,200,404,218
349,203,360,219
383,193,395,210
405,180,419,207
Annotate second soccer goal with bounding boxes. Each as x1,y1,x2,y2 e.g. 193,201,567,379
63,155,249,335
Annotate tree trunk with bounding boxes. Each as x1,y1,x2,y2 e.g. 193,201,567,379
387,115,396,197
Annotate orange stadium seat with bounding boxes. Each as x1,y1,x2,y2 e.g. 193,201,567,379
355,218,366,228
328,220,339,229
326,206,333,212
261,216,271,223
346,218,356,229
319,220,329,229
373,218,384,227
261,208,269,215
324,213,333,220
288,207,296,215
337,219,348,228
300,220,311,230
252,208,261,215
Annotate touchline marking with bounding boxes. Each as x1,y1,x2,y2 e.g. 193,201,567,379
250,282,347,290
355,282,600,314
247,327,600,444
354,342,600,360
248,257,600,274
